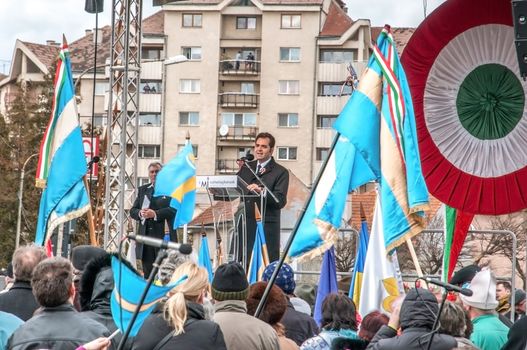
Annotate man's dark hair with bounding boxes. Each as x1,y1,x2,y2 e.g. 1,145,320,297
255,132,276,149
32,257,73,307
148,161,162,170
12,245,47,282
498,281,512,291
321,293,357,331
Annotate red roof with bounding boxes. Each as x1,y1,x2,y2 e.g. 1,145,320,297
20,41,59,69
320,1,353,37
371,26,416,54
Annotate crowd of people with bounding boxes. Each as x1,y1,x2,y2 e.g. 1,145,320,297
0,245,526,350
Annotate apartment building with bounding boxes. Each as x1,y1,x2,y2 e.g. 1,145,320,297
161,0,371,186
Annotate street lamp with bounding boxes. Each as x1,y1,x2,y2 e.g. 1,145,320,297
15,153,39,249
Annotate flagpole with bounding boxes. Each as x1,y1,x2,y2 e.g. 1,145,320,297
183,131,191,244
83,176,98,246
254,133,341,318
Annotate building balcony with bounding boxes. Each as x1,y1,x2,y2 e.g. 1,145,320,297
318,61,368,82
316,95,349,115
219,60,260,75
217,126,258,141
216,159,239,174
219,92,258,108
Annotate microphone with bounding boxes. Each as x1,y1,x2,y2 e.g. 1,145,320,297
237,152,255,162
127,234,193,255
424,278,473,296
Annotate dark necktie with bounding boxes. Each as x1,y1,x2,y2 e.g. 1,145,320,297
256,164,261,174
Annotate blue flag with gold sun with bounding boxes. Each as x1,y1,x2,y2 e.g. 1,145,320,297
110,256,187,336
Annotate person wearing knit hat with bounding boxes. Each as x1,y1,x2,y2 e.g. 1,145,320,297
460,269,509,350
212,262,279,350
505,289,527,322
262,261,319,346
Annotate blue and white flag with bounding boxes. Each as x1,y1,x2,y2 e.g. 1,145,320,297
289,26,429,259
35,37,89,246
110,256,187,336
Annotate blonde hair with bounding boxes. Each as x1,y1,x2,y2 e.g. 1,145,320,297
164,262,209,335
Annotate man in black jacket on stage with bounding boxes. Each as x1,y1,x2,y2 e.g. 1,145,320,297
237,132,289,263
130,161,176,276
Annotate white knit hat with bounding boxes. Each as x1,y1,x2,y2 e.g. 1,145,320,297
460,269,499,310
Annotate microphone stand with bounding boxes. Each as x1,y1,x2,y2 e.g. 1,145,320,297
425,280,449,350
117,249,168,350
242,161,279,204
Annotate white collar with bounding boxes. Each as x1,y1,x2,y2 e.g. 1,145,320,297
257,158,271,169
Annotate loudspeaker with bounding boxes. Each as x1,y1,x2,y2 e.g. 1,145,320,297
513,1,527,78
85,0,104,14
514,39,527,78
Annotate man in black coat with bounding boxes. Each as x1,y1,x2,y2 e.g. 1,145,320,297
237,132,289,263
7,257,110,350
0,245,47,321
130,162,176,277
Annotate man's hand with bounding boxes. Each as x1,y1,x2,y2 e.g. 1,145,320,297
140,208,156,219
247,184,262,193
388,296,404,331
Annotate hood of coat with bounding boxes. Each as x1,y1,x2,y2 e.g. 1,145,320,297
400,288,438,330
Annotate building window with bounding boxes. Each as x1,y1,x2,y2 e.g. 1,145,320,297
317,115,337,128
180,79,200,93
278,113,298,127
138,144,161,158
320,50,354,63
179,111,200,126
177,144,199,158
94,82,108,95
281,14,301,28
182,13,202,27
221,112,256,126
241,82,255,94
140,81,162,94
92,115,106,127
236,16,256,29
277,147,297,160
279,80,299,95
182,47,202,60
320,82,353,96
280,48,300,62
142,47,163,60
137,177,150,187
139,113,161,126
316,147,330,161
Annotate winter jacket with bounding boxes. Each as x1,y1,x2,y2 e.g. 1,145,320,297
502,316,527,350
133,302,226,350
470,314,508,350
366,289,457,350
0,281,39,321
7,303,110,350
282,300,319,346
0,311,23,350
213,299,280,350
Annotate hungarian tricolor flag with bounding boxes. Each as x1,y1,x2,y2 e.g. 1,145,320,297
442,205,474,282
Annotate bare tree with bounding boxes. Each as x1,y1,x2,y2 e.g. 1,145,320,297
471,212,527,288
334,226,358,272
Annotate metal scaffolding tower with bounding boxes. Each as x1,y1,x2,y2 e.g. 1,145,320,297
104,0,143,250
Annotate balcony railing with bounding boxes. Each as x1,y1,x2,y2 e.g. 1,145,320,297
216,159,240,174
219,92,258,108
217,126,258,141
219,60,261,75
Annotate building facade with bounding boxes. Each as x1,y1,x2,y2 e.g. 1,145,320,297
161,0,371,186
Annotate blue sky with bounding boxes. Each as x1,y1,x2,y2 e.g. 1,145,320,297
0,0,445,74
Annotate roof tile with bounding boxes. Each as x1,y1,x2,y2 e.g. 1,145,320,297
320,1,353,37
